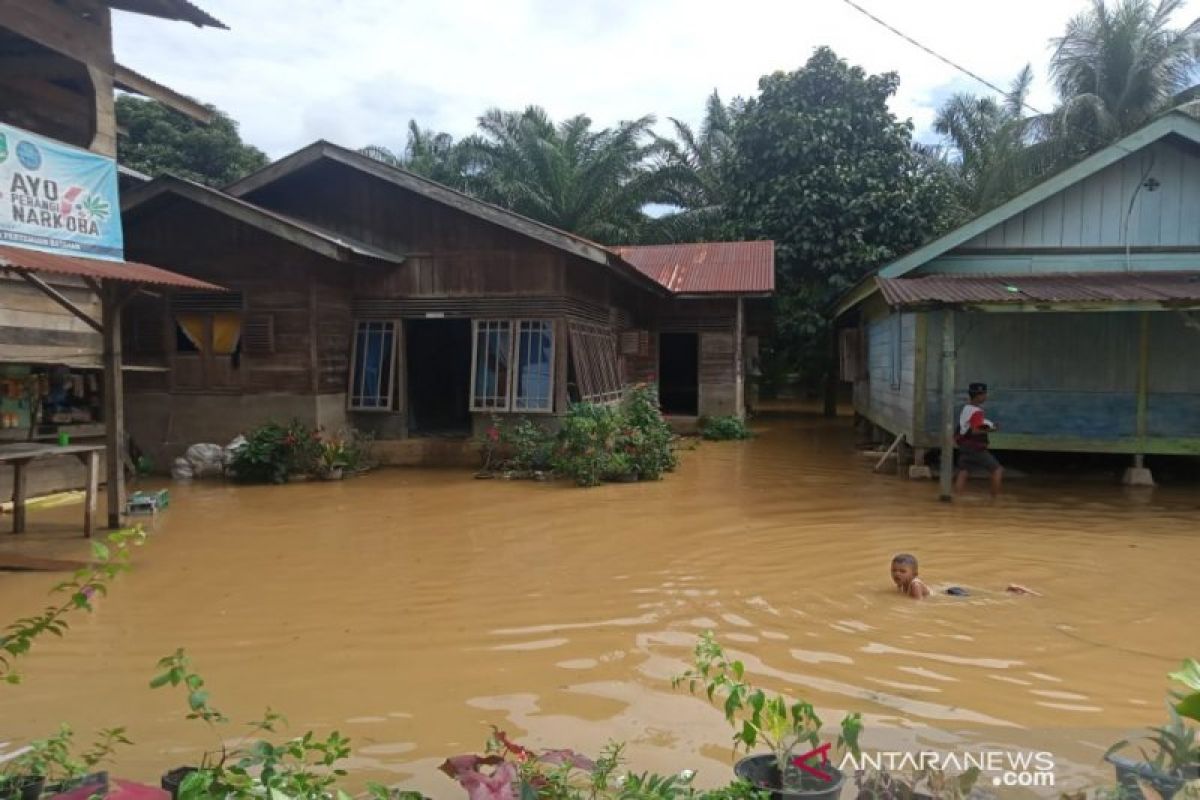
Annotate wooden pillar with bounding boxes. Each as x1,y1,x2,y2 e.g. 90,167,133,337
11,459,29,533
80,449,98,538
102,284,126,529
1136,311,1150,447
734,298,745,418
938,310,957,501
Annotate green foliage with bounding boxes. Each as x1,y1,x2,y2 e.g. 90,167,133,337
152,649,360,800
1171,658,1200,723
228,420,321,484
726,47,962,389
699,416,751,441
482,416,557,473
673,632,862,793
362,121,471,188
1106,659,1200,780
549,386,676,487
854,765,981,799
116,96,268,186
0,723,132,783
1,528,145,684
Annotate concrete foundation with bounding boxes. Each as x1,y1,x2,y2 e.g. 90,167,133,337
372,437,478,468
1122,466,1156,486
908,464,933,480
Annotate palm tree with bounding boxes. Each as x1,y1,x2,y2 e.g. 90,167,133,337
361,121,467,187
1050,0,1200,154
651,90,740,241
460,106,664,243
934,66,1063,212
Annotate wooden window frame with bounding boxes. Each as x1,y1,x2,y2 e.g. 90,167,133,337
348,320,398,412
511,319,555,414
568,321,623,405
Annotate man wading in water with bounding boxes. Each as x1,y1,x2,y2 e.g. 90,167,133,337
955,382,1003,496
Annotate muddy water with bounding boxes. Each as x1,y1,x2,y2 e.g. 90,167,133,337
2,413,1198,797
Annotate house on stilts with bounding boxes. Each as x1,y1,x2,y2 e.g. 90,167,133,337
835,111,1200,492
118,143,773,467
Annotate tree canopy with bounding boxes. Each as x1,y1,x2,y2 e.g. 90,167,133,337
115,96,269,187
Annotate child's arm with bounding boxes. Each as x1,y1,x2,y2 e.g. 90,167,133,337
1006,584,1040,596
909,579,930,599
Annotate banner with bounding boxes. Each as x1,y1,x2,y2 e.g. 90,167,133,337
0,122,123,260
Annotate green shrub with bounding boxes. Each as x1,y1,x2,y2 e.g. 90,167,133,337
700,415,751,441
551,385,677,487
506,417,555,472
229,420,320,484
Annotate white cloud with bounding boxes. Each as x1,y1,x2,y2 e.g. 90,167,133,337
110,0,1196,159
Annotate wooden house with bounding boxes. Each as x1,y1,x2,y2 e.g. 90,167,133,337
835,111,1200,491
119,143,773,467
0,0,224,517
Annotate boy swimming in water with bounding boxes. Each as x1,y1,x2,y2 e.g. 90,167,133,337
890,553,1039,599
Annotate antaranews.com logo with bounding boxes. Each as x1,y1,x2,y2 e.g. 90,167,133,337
793,747,1056,789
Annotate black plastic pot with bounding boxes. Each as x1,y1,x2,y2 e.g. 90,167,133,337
0,776,46,800
1107,755,1200,800
161,766,198,800
734,754,845,800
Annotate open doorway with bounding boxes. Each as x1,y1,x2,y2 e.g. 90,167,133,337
659,332,698,415
406,319,472,436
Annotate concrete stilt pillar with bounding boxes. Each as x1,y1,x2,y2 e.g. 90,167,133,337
909,447,932,480
1122,454,1155,486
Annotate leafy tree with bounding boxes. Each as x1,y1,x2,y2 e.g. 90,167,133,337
652,90,742,242
361,120,468,188
115,96,268,187
459,106,664,243
1050,0,1200,156
726,47,962,407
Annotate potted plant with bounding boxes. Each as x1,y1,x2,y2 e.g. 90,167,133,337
0,724,130,800
674,632,862,800
852,765,981,799
317,438,349,481
1105,659,1200,800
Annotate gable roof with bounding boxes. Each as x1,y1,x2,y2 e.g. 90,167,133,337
122,174,404,265
105,0,226,28
614,242,775,295
835,111,1200,316
878,271,1200,310
223,141,669,296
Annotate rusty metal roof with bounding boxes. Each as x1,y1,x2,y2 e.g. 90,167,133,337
613,241,775,295
105,0,226,28
0,245,222,290
877,272,1200,308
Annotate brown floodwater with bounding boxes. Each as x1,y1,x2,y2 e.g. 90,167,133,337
2,412,1198,797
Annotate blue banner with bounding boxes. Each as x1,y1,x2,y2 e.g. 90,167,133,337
0,122,123,261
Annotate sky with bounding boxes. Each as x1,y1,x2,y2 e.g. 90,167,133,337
112,0,1196,160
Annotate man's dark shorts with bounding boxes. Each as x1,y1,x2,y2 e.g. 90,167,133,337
957,448,1002,473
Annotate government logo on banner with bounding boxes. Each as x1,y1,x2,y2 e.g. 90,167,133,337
0,122,123,261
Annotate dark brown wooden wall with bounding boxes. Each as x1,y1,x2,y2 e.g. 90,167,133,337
122,197,352,396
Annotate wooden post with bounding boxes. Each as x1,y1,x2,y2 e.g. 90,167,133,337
1136,311,1150,447
734,297,745,418
11,459,28,533
938,310,957,501
81,449,98,538
102,284,127,529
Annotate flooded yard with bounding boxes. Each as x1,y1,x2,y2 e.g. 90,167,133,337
2,412,1199,796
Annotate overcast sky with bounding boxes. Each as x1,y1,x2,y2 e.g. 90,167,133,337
112,0,1196,160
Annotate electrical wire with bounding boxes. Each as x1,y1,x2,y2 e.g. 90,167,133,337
836,0,1048,117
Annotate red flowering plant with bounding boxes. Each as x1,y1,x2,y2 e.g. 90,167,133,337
439,728,616,800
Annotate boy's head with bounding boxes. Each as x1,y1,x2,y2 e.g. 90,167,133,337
891,553,919,587
968,382,988,403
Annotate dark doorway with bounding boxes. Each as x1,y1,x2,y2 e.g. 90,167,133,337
406,319,472,435
659,332,698,415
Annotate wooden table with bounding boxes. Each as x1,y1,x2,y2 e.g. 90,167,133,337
1,443,104,537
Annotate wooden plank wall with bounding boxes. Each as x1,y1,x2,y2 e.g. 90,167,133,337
0,275,101,367
960,140,1200,250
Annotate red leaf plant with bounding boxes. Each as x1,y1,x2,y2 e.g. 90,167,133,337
439,728,598,800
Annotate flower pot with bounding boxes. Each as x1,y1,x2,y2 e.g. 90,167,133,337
319,467,344,481
161,766,198,800
0,776,45,800
1107,754,1200,800
734,754,845,800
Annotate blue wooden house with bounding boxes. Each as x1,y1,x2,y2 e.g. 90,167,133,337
835,111,1200,492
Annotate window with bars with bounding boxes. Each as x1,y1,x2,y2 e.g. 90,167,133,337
349,320,397,411
470,319,556,413
568,321,623,404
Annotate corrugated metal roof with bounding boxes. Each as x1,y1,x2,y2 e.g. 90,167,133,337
0,245,222,290
877,272,1200,307
105,0,226,28
613,241,775,294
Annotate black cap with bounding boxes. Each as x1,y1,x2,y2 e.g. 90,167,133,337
968,382,988,395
